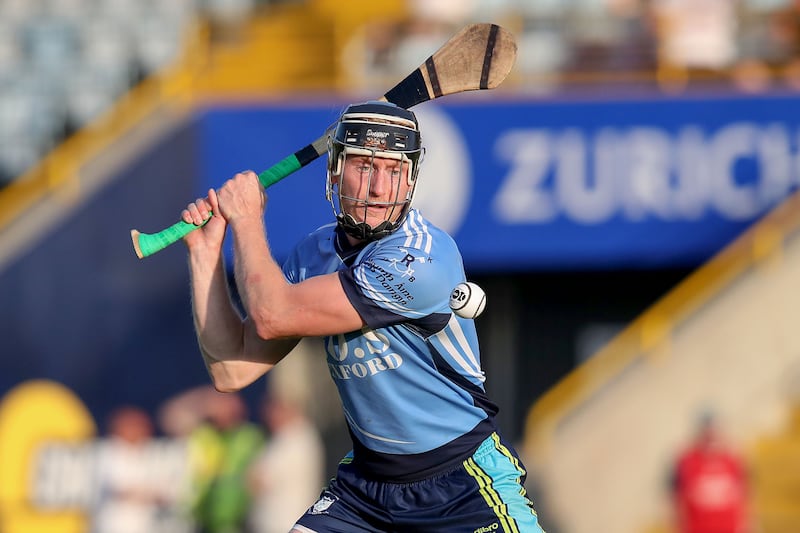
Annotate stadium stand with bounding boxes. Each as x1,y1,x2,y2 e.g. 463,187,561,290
0,0,203,185
3,0,800,186
523,190,800,532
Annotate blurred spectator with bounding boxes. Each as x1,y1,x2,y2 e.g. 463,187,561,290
201,0,257,42
162,386,264,533
407,0,477,27
729,1,776,91
669,411,752,533
734,0,800,91
340,0,475,91
566,0,657,75
390,17,458,77
775,0,800,89
651,0,739,88
247,390,325,533
91,406,188,533
392,0,479,76
339,20,405,91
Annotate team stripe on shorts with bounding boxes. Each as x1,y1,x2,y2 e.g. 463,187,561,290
464,456,520,533
491,433,536,504
465,432,543,532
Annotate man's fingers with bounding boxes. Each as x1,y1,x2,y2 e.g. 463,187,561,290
182,197,215,226
208,189,220,214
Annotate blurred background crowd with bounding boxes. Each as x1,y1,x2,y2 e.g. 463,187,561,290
2,347,332,533
4,0,800,184
42,385,324,533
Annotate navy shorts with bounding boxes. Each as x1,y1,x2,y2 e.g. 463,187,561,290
294,432,545,533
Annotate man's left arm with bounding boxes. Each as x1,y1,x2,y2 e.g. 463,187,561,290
221,171,366,339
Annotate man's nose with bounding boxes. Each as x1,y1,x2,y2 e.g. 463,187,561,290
369,168,392,195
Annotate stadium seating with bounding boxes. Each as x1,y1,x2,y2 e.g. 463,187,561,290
0,0,204,184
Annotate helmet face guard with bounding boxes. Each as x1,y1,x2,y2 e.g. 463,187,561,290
326,102,424,241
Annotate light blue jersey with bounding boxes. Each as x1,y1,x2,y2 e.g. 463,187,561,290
282,209,498,480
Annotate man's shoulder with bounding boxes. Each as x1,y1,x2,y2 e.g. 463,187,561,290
283,222,338,276
381,210,458,253
304,222,339,241
291,222,338,251
357,211,463,289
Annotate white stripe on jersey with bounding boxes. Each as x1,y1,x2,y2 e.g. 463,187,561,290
433,315,486,383
344,407,416,444
448,315,485,378
402,211,418,249
403,210,432,253
416,212,433,254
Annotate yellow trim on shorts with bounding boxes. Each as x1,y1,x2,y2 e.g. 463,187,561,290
463,456,520,533
490,433,537,506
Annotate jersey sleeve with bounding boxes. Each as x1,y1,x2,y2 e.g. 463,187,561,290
339,241,457,330
280,223,337,283
281,245,302,283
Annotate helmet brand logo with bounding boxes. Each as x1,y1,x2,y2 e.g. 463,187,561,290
366,129,390,138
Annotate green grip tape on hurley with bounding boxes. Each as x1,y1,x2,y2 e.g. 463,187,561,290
257,154,302,188
131,154,303,259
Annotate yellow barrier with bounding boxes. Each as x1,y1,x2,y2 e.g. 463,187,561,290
524,190,800,459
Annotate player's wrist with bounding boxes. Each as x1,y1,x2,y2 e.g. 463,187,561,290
228,215,264,232
188,244,225,274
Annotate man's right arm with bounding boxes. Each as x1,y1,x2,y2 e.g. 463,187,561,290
184,190,299,392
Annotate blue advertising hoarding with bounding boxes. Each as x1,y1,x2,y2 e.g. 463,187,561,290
196,94,800,271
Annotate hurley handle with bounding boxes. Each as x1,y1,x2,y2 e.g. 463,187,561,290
131,154,302,258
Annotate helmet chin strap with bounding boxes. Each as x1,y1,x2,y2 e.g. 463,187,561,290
337,213,404,241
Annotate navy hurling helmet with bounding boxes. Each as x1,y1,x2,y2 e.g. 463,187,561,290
326,101,424,241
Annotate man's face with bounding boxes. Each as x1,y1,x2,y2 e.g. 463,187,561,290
337,153,412,230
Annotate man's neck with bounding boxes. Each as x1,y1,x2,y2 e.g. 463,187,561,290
334,225,367,265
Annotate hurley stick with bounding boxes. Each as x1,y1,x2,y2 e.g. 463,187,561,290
131,23,517,258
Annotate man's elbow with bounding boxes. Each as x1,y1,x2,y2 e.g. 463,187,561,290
208,365,250,393
212,382,242,394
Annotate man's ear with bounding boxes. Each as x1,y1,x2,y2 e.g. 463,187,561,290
329,153,344,181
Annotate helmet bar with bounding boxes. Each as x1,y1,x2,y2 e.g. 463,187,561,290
335,121,421,153
339,102,418,126
341,111,418,131
340,146,406,163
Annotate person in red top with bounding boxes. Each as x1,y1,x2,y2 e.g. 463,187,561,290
671,411,751,533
